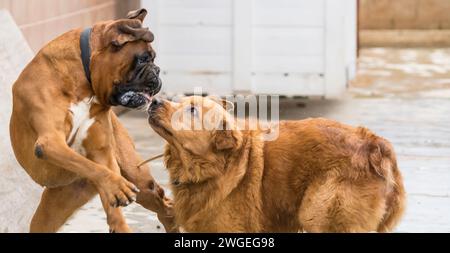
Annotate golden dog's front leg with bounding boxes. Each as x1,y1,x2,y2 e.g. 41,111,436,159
119,160,177,233
99,196,131,233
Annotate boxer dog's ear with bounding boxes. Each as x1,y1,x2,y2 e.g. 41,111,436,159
126,8,148,22
106,19,154,48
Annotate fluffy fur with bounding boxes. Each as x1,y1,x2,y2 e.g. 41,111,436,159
149,96,406,232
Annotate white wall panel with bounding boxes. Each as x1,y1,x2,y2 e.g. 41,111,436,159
158,26,232,55
253,27,324,56
253,73,325,95
142,0,356,97
159,0,232,26
161,73,232,95
159,55,231,72
253,0,325,27
252,55,323,73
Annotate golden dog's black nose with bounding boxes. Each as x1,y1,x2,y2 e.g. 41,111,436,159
150,97,163,110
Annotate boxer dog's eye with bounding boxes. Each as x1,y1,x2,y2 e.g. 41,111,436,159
137,54,150,65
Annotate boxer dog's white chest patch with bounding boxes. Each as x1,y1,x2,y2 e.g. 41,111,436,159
68,97,97,156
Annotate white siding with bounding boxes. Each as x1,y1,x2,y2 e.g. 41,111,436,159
251,0,326,95
253,0,324,27
142,0,356,97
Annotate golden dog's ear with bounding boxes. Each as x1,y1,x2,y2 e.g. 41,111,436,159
221,99,234,112
208,96,235,112
214,129,242,151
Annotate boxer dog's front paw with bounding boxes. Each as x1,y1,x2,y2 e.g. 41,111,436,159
97,173,140,207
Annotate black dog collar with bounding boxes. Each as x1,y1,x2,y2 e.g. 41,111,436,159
80,28,92,83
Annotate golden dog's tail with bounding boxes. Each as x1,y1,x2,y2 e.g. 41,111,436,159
356,128,406,232
377,161,406,232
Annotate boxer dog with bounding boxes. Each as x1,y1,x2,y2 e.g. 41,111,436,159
148,96,405,232
9,9,177,233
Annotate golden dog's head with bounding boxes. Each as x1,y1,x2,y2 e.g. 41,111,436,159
148,96,242,160
89,8,161,109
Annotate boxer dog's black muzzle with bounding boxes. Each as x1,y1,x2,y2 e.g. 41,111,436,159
109,52,162,109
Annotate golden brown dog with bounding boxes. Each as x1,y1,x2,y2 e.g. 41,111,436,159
148,96,406,232
9,9,176,233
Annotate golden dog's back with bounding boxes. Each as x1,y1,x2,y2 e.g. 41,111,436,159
262,118,405,232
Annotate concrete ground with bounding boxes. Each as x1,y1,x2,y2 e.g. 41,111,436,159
61,48,450,233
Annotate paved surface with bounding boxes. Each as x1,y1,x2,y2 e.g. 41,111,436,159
62,48,450,233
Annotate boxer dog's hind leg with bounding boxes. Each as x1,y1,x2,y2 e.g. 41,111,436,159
110,112,178,232
30,179,97,233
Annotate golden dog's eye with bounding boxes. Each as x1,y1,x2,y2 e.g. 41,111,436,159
187,105,198,117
